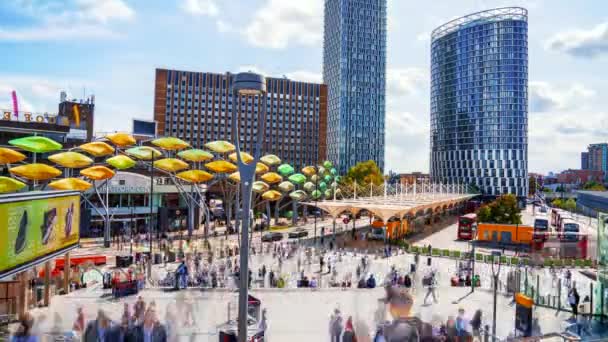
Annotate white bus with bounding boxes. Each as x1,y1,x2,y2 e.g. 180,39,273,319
559,218,580,241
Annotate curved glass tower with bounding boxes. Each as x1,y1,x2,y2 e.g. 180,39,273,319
430,7,528,197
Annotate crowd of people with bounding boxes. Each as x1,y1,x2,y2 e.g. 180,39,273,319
327,285,489,342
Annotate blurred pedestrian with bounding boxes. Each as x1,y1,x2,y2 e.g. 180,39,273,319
72,306,85,333
342,316,357,342
83,310,112,342
470,309,482,338
126,307,167,342
11,312,36,342
329,308,343,342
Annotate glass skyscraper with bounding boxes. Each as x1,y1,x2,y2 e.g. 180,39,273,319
430,7,529,197
323,0,387,174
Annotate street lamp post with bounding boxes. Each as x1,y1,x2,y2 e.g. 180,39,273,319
491,251,502,341
148,152,155,280
231,72,267,342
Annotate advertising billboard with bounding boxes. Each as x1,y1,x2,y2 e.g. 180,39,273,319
133,119,156,137
596,212,608,316
0,191,80,279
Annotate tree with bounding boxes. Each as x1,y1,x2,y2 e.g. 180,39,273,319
552,198,564,209
563,198,576,212
476,194,522,224
529,176,537,196
343,160,384,186
583,181,606,191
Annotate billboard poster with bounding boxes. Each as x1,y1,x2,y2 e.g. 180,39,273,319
0,193,80,279
596,212,608,316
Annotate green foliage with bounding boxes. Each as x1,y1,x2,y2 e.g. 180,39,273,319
477,194,522,224
542,187,553,193
552,198,564,209
468,183,481,194
555,185,566,192
564,198,576,212
343,160,384,186
529,176,537,196
583,181,606,191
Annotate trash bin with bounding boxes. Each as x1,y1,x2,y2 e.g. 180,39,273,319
167,252,176,263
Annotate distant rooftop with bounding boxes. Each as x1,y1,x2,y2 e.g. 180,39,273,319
576,190,608,199
431,7,528,41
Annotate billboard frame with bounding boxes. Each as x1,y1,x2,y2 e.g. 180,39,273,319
132,118,157,137
0,190,81,280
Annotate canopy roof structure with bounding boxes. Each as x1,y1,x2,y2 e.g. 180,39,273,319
305,190,476,223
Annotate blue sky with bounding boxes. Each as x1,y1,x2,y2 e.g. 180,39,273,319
0,0,607,175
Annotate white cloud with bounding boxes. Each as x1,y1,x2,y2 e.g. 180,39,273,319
385,111,430,173
0,75,89,115
180,0,219,17
546,22,608,58
73,0,135,23
0,0,134,41
242,0,323,49
387,67,427,98
529,81,595,112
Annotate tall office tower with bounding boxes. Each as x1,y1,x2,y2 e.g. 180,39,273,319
587,143,608,179
323,0,387,174
430,7,529,198
581,152,589,170
153,69,327,170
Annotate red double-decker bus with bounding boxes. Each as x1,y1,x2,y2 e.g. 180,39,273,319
457,213,477,240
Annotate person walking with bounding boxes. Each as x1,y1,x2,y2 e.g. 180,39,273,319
423,271,438,305
126,308,167,342
72,306,85,334
83,310,112,342
329,308,343,342
11,313,37,342
455,308,469,338
320,255,325,274
568,287,580,320
342,316,357,342
470,309,482,339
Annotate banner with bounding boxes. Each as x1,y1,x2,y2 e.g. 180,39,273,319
0,193,80,279
597,212,608,316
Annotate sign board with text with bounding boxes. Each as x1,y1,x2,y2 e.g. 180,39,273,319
0,191,80,279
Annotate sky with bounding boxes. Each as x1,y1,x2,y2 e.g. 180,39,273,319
0,0,607,175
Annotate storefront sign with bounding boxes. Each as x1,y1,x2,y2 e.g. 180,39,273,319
0,193,80,279
2,111,60,124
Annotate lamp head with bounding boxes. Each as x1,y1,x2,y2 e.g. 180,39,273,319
232,72,266,96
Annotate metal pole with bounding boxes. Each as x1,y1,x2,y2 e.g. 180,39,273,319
471,241,475,293
130,205,133,256
492,273,498,341
104,179,110,247
233,73,267,342
148,153,155,279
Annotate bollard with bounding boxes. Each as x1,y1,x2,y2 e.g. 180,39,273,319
484,324,490,342
558,278,561,311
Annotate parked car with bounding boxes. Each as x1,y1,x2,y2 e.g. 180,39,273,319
261,232,283,242
288,228,308,239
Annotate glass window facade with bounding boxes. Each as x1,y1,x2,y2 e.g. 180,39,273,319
153,70,327,170
323,0,387,174
430,7,529,197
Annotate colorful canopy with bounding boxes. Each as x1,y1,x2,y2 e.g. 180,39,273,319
205,140,235,153
178,149,213,162
106,133,136,147
0,148,26,164
10,164,62,181
79,141,115,157
9,136,62,153
176,170,213,183
152,137,189,150
48,152,93,168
